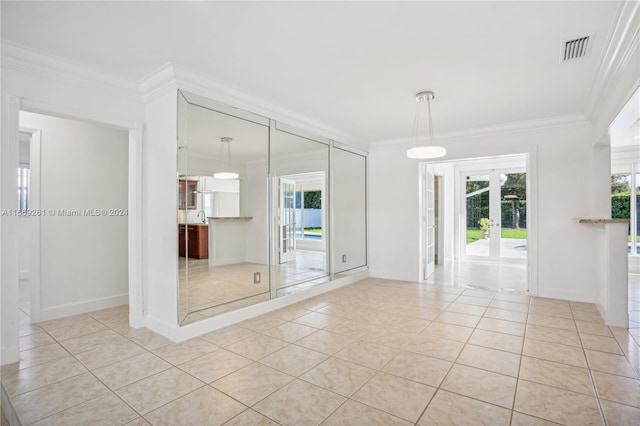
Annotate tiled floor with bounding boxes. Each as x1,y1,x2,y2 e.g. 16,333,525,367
2,276,640,425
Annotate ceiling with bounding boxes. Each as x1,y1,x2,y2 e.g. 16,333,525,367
0,1,625,144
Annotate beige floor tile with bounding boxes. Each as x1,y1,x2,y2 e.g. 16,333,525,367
152,338,218,365
92,352,172,390
322,400,411,426
260,344,328,376
526,324,582,347
225,409,279,426
418,389,511,426
403,334,464,361
9,343,70,372
18,331,55,351
514,380,603,425
592,371,640,408
352,372,436,422
46,318,109,341
382,351,452,387
36,314,94,331
334,340,399,370
477,317,525,336
527,314,576,332
212,362,293,406
2,356,87,396
600,399,640,425
529,304,574,319
178,348,252,383
523,339,587,368
455,295,492,307
456,344,520,377
144,386,246,426
360,327,417,349
254,379,345,425
493,293,530,304
484,307,527,323
116,367,204,414
519,356,594,396
238,315,287,332
124,417,151,426
490,299,529,313
323,318,377,338
575,320,613,337
585,349,638,378
200,325,257,346
440,364,516,408
295,330,354,355
511,412,563,425
262,321,318,343
445,302,487,316
59,329,128,354
572,310,605,323
468,328,523,354
420,322,474,342
74,339,147,370
30,393,138,426
11,372,109,425
128,329,173,351
301,357,375,397
580,334,624,355
225,334,289,360
434,311,480,328
292,311,340,329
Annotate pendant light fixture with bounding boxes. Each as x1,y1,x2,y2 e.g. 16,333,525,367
406,91,447,159
213,137,239,180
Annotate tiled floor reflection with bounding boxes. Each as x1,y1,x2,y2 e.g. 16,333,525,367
179,250,328,323
2,276,640,425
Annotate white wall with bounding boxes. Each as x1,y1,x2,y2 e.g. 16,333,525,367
19,111,129,319
370,120,608,303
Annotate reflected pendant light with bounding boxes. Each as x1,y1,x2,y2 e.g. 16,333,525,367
406,91,447,159
213,137,239,180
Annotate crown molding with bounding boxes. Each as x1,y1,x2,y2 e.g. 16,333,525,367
137,63,366,150
584,0,640,125
369,114,590,150
1,40,141,101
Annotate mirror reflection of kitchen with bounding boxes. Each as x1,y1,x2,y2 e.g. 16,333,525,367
178,93,331,325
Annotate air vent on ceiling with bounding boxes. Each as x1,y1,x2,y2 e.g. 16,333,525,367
562,36,590,62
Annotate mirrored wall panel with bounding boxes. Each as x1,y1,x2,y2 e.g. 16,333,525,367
271,125,330,297
178,91,270,325
177,91,368,325
333,145,368,274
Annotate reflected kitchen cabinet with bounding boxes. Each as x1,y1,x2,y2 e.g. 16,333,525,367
178,224,208,259
179,180,198,210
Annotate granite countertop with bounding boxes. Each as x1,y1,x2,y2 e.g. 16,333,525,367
575,218,630,224
208,216,253,220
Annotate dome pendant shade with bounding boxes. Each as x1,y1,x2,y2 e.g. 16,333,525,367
214,137,239,179
406,90,447,160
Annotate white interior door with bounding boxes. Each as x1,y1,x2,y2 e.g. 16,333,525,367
279,178,296,263
423,167,436,279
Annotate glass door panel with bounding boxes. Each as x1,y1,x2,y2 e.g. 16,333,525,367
465,174,491,257
500,172,527,260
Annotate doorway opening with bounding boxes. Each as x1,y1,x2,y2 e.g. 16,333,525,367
421,154,529,292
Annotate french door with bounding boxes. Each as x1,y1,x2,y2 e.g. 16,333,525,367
279,178,296,263
463,169,527,262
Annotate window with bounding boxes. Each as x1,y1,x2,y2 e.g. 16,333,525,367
17,166,30,212
611,162,638,256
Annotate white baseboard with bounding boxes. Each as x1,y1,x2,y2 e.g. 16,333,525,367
368,268,419,283
0,344,19,366
38,293,129,322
